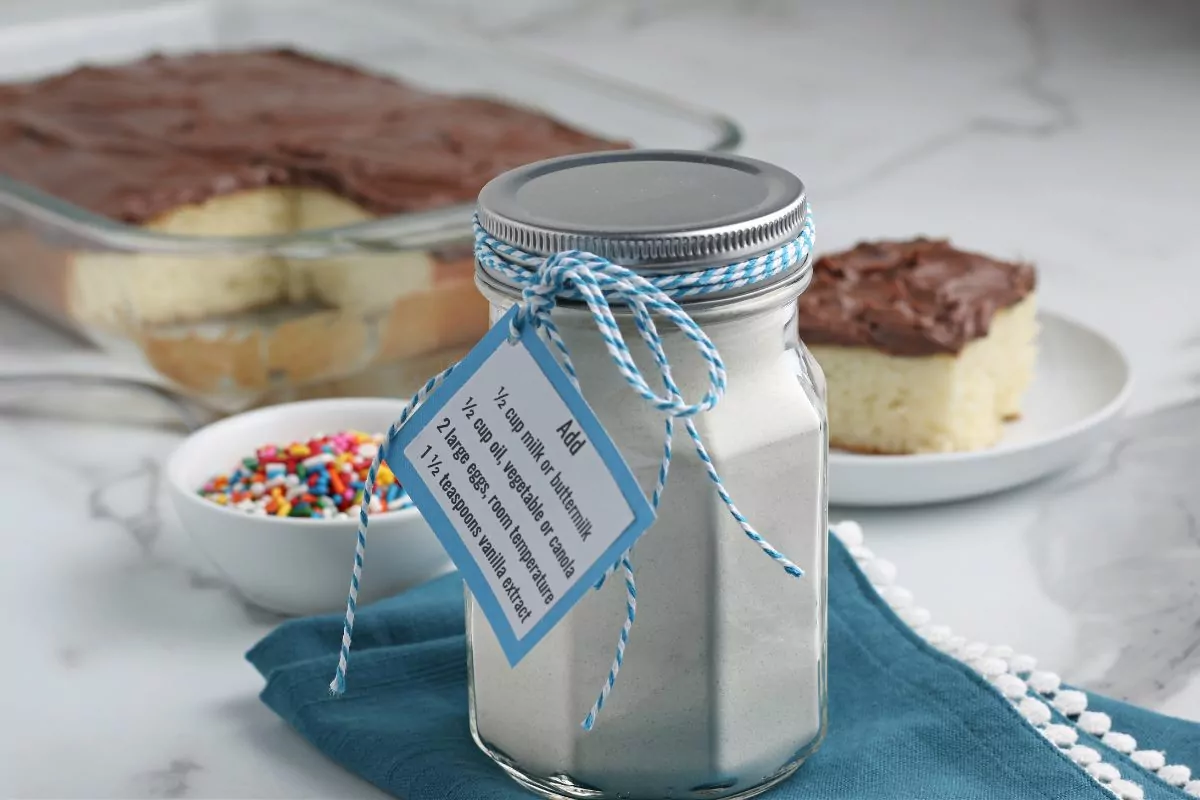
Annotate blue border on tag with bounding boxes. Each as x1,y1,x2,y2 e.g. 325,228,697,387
385,306,656,666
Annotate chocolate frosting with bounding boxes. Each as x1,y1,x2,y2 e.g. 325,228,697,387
0,49,626,223
797,238,1036,356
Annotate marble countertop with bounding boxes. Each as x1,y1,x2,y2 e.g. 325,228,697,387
3,0,1200,796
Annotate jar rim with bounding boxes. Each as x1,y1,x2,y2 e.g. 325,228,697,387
476,149,808,276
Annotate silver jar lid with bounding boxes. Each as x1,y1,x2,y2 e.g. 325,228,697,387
475,150,809,281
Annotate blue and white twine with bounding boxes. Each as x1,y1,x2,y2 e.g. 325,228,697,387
330,206,816,731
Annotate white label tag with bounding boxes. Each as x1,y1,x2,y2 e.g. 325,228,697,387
386,307,655,665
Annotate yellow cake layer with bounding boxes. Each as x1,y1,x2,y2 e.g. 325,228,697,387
293,190,435,313
69,188,437,326
808,294,1038,454
0,188,491,398
72,188,293,327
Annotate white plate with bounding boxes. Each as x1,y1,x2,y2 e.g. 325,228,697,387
828,312,1133,507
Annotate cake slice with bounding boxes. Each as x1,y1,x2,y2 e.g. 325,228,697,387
798,238,1038,454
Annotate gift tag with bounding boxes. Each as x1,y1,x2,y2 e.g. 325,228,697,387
386,307,656,665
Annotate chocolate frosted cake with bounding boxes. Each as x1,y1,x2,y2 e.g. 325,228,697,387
0,49,626,400
0,49,624,225
799,238,1038,454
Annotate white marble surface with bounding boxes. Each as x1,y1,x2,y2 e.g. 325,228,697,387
3,0,1200,796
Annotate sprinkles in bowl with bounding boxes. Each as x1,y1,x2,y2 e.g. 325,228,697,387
198,430,410,518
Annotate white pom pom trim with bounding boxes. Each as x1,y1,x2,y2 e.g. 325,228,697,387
993,673,1028,700
1159,765,1192,787
862,558,896,586
878,585,914,610
897,606,932,627
849,544,875,562
832,520,1197,800
1102,732,1137,755
1130,750,1165,771
1053,689,1088,717
832,520,863,547
970,657,1010,679
961,641,990,660
1028,670,1062,695
1008,654,1037,674
1019,697,1053,726
1043,724,1079,747
1087,761,1121,783
921,625,952,646
1079,711,1113,736
1110,778,1145,800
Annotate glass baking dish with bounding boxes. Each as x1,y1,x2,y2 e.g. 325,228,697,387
0,0,739,413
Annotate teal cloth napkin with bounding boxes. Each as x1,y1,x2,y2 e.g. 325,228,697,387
247,535,1199,799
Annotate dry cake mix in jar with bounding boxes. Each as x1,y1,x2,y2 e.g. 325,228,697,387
464,150,830,799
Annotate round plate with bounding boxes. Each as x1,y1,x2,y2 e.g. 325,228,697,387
829,312,1133,507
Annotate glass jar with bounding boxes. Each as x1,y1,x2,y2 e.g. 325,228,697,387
467,151,828,800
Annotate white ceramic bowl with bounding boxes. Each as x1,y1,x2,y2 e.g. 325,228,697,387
166,398,454,616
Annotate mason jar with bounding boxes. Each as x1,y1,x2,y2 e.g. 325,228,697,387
466,150,829,800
